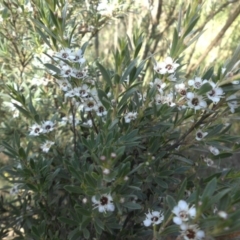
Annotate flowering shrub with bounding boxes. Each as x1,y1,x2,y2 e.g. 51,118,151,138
1,1,240,240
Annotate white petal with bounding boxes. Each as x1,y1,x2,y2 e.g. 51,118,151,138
178,200,188,211
172,206,180,215
107,203,115,212
188,80,194,86
189,207,196,218
180,223,188,230
173,216,182,225
186,92,194,99
196,230,205,239
143,219,152,227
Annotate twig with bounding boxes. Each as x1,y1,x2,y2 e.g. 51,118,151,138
70,101,77,153
186,3,240,77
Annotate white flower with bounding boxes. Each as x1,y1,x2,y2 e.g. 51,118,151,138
74,84,89,98
83,100,98,112
165,92,176,107
149,78,166,94
203,157,214,166
175,83,187,96
31,77,49,86
40,141,54,153
92,194,115,213
218,211,228,219
71,69,88,79
9,184,19,195
206,81,224,104
42,121,55,133
154,57,179,75
124,112,138,123
168,74,177,82
188,77,208,89
60,64,72,77
61,116,79,126
186,92,207,111
226,94,238,113
143,210,164,227
82,119,93,128
24,2,33,12
68,49,85,64
172,200,196,225
195,130,208,141
209,146,219,155
29,123,43,136
54,48,72,60
96,104,108,117
97,0,115,16
65,89,76,98
180,224,205,240
56,79,71,91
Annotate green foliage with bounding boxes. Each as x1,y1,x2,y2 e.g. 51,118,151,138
0,0,240,240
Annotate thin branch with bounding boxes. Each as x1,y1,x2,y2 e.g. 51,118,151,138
186,3,240,77
70,101,77,153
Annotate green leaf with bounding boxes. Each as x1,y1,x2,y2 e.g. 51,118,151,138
197,82,212,95
75,205,91,216
44,63,60,74
166,195,177,209
82,228,90,239
64,185,83,194
202,177,217,199
177,178,187,200
122,202,142,210
97,62,112,87
58,217,76,226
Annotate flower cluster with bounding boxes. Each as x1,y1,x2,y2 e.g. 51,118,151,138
172,200,205,240
29,121,55,136
51,47,139,124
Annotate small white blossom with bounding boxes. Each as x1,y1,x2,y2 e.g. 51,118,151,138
68,49,85,64
61,116,79,126
56,79,71,91
74,84,89,98
82,119,93,128
96,104,108,117
149,78,166,94
188,77,208,89
218,211,228,219
103,168,110,175
168,74,177,82
71,69,88,79
203,157,214,166
226,95,238,113
186,92,207,111
206,81,224,104
175,83,187,96
124,112,138,123
40,141,55,153
29,123,43,136
143,210,164,227
195,130,208,141
83,100,98,112
209,146,220,155
60,64,72,77
54,48,72,60
9,184,19,195
172,200,196,225
92,194,115,213
154,57,179,75
65,89,76,98
180,223,205,240
42,121,55,133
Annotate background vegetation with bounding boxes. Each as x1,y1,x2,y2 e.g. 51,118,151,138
1,0,240,239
